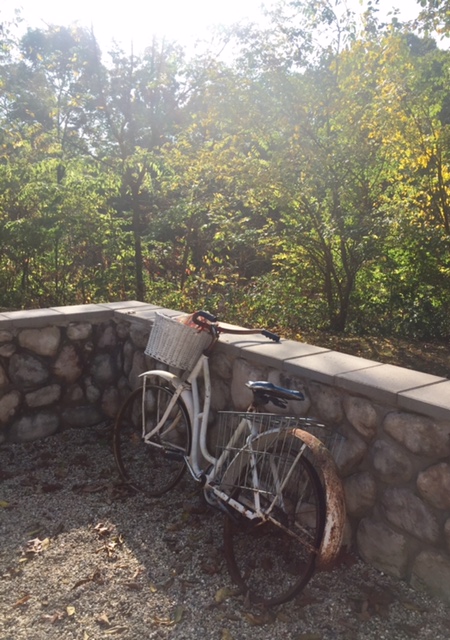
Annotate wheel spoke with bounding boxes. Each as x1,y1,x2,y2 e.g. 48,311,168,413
223,435,326,606
113,384,191,497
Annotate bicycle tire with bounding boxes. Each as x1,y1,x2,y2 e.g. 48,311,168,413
113,383,191,497
223,433,326,606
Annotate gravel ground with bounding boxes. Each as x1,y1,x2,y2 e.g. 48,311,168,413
1,424,449,640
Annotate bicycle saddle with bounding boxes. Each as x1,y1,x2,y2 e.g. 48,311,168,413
246,381,305,408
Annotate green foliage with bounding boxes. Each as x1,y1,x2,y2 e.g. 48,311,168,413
1,3,450,342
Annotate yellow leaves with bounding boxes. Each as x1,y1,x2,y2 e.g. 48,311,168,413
150,604,185,626
215,586,236,604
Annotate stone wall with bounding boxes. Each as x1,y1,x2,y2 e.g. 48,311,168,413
1,301,450,603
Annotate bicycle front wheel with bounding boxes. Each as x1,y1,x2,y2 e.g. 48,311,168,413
223,432,326,606
113,383,191,497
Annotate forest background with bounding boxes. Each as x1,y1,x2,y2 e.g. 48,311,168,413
1,0,450,373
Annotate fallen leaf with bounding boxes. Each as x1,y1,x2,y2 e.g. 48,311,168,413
73,482,109,494
12,594,31,608
395,623,423,636
358,610,372,622
72,577,91,590
0,500,10,508
401,600,425,612
276,611,291,623
201,561,221,575
96,535,124,557
215,586,236,604
96,612,111,627
41,610,65,624
166,522,184,532
172,605,185,624
24,537,50,556
243,610,276,626
73,568,103,590
94,522,113,537
151,616,172,626
41,483,63,493
151,605,185,627
152,576,174,591
221,629,234,640
66,606,76,617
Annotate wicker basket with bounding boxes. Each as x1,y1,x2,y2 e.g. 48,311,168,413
145,312,212,371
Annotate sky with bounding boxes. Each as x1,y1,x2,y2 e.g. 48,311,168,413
1,0,422,55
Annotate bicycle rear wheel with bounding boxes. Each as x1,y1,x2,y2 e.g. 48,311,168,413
223,432,326,606
113,383,191,497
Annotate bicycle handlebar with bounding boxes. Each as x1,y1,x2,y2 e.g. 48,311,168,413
261,329,280,343
192,310,218,324
191,310,280,343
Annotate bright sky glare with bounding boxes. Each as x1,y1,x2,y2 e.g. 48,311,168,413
2,0,422,54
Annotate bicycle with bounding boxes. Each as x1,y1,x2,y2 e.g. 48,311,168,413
113,310,346,607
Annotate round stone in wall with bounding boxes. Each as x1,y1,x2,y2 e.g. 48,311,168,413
9,412,59,442
417,463,450,511
90,353,116,387
381,487,440,544
309,382,343,424
357,517,410,578
344,396,379,440
344,471,377,518
410,550,450,603
383,411,450,457
98,325,117,349
67,322,92,341
9,353,49,387
53,345,83,384
445,519,450,554
0,330,13,343
371,439,413,484
130,324,149,349
18,326,60,357
0,363,9,386
25,384,61,408
335,425,368,476
0,390,21,424
231,358,265,411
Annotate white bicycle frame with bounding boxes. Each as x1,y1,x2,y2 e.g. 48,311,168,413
138,349,346,562
138,352,289,522
140,353,214,472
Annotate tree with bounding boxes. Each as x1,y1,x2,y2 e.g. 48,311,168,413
417,0,450,35
86,39,186,301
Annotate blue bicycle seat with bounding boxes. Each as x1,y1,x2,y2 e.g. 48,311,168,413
246,381,305,402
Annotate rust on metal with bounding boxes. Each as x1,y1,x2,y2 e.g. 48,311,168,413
293,429,346,569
